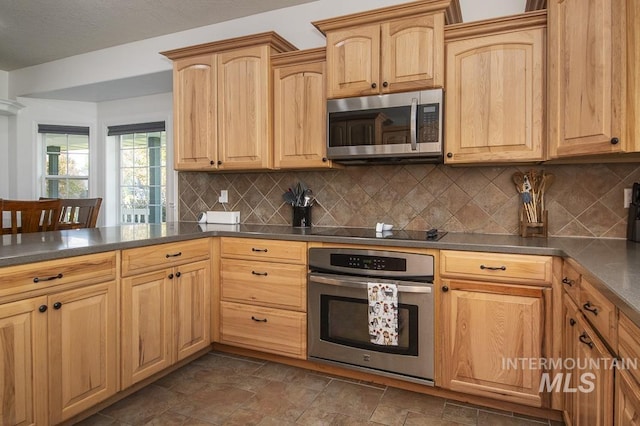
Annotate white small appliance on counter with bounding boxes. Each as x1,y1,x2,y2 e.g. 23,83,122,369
197,211,240,224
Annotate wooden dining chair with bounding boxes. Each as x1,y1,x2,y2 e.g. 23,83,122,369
0,199,63,234
41,197,103,229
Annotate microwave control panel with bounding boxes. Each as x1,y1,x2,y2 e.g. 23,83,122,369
420,104,440,143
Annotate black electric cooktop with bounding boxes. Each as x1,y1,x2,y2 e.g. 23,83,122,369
310,227,447,242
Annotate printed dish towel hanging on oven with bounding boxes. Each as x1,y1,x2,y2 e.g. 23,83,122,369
367,282,398,346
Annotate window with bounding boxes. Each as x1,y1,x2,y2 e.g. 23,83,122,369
39,124,90,198
108,122,166,224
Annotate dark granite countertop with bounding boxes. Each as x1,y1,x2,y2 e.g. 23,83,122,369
2,222,639,325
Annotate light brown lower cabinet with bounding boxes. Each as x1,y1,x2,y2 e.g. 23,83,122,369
121,260,211,388
218,238,307,359
563,294,614,426
220,301,306,358
0,255,118,425
0,296,48,425
616,369,640,425
439,278,549,407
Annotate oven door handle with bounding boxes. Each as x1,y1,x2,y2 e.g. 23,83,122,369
309,273,432,294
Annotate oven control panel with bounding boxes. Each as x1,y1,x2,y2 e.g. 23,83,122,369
330,254,406,271
309,248,434,280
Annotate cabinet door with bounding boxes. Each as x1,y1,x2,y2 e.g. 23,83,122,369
0,297,47,426
325,24,380,98
173,260,211,361
616,369,640,426
548,0,624,157
217,46,271,170
173,54,218,170
563,293,580,425
571,314,614,425
121,270,172,388
273,60,330,169
381,13,444,93
440,279,545,407
445,27,545,163
48,281,118,424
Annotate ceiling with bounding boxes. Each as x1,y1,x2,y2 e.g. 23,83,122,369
0,0,316,71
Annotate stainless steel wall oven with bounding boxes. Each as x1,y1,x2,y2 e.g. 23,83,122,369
307,248,434,385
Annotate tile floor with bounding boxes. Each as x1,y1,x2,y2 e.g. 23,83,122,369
77,351,565,426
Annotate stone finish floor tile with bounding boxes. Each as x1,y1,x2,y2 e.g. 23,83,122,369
78,351,561,426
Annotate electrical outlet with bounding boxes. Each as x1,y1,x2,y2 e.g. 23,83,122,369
624,188,632,208
219,190,228,203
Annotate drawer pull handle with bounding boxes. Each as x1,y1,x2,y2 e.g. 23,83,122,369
251,248,268,253
569,318,576,326
579,332,594,349
252,271,268,276
480,265,506,271
33,273,63,283
562,277,575,287
166,252,182,258
583,302,598,315
251,316,268,323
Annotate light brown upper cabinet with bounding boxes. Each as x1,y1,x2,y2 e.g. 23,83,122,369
272,48,334,169
313,0,461,99
444,12,546,164
162,32,296,171
548,0,640,158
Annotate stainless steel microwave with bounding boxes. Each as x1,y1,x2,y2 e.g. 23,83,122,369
326,89,443,163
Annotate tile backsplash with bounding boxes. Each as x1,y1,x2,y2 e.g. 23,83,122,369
178,163,640,238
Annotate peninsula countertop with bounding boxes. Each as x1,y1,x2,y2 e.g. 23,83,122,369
2,223,639,324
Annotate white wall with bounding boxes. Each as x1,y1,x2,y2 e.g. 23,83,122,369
97,92,174,225
1,71,10,198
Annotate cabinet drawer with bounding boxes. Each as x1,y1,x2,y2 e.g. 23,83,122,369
221,259,306,311
220,237,306,264
122,238,210,276
0,252,116,298
440,251,553,284
561,260,581,304
579,277,617,348
619,313,640,385
220,301,306,359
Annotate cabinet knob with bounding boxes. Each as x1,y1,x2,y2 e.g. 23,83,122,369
53,302,62,310
446,152,453,158
322,157,328,162
39,305,48,313
371,82,377,89
611,137,620,145
569,318,576,326
168,273,174,279
176,271,181,278
217,160,223,166
562,277,574,287
382,81,388,88
441,286,449,292
210,160,215,165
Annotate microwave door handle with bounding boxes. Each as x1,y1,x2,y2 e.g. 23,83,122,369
410,98,418,150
